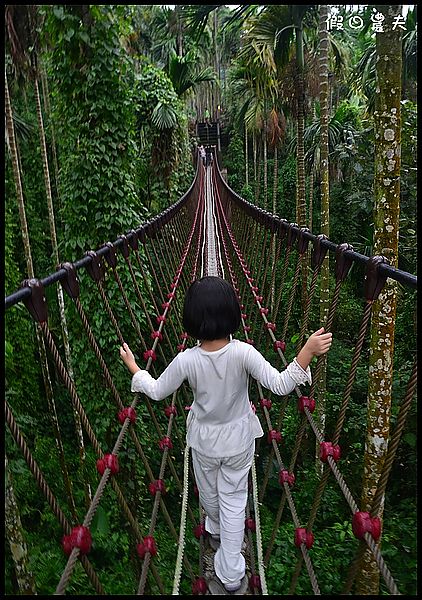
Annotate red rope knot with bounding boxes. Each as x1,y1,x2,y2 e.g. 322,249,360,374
180,333,188,340
246,339,255,345
143,349,157,362
137,535,157,559
243,325,251,333
279,470,295,487
260,307,269,315
352,512,381,542
160,303,170,311
158,436,173,451
165,405,177,418
62,526,92,556
298,396,316,413
254,295,264,304
170,282,177,289
320,441,341,462
192,577,208,595
294,528,314,549
177,343,186,352
266,322,276,331
247,276,255,283
244,269,251,276
260,398,272,410
96,453,119,475
118,406,137,424
251,286,259,293
249,575,261,591
151,330,163,341
273,340,286,353
267,429,282,444
245,517,256,532
148,479,166,496
241,313,247,320
167,292,175,300
240,304,245,310
194,523,206,539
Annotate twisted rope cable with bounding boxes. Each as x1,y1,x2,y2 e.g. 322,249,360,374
217,178,404,595
251,456,268,595
75,285,196,561
273,243,292,324
171,445,190,595
5,401,105,595
281,252,303,343
342,358,417,595
214,188,321,595
136,169,205,594
40,296,168,593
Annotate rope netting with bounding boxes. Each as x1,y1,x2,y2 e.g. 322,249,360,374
5,152,417,595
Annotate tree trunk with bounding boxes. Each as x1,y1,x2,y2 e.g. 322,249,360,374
255,137,262,205
355,6,402,594
271,145,278,311
5,73,34,279
5,454,37,594
214,6,220,116
295,22,308,314
34,74,92,508
40,69,61,216
253,131,257,193
295,25,306,227
245,124,249,189
263,118,268,209
315,4,330,476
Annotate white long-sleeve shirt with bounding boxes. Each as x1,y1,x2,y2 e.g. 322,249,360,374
131,339,311,457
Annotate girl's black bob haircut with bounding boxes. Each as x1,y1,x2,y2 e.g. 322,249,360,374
182,276,241,340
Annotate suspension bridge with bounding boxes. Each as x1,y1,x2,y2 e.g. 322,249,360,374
5,149,417,595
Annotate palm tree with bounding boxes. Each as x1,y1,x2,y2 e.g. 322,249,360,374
166,48,216,98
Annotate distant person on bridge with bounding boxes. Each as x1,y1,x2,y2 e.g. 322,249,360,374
120,276,332,593
204,107,210,125
198,144,206,166
205,146,213,167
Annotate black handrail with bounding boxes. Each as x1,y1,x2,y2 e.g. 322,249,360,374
4,155,417,311
213,151,417,291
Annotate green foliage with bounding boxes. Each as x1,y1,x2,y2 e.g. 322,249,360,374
222,131,245,192
5,4,416,596
42,5,143,260
134,60,194,214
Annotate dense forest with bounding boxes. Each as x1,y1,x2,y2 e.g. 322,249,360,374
5,4,417,596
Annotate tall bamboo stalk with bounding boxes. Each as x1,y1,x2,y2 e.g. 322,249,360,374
35,72,92,507
5,73,78,521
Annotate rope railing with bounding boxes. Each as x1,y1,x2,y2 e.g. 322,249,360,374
213,155,416,595
5,151,417,595
213,174,321,594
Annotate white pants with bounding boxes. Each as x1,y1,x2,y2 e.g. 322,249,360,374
191,442,255,586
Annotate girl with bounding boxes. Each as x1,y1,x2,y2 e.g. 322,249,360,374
120,276,332,593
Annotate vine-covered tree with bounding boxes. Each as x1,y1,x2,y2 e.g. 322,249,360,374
356,6,404,594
